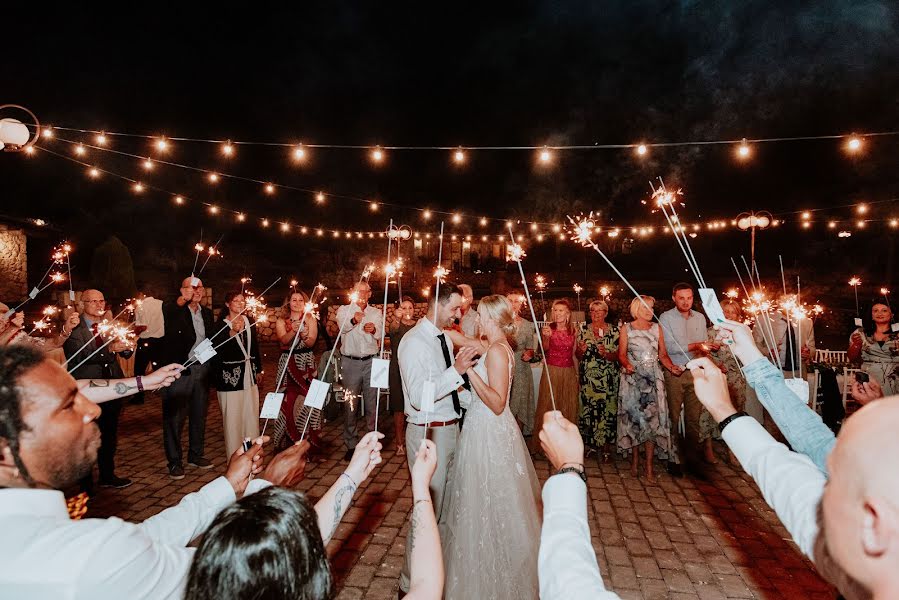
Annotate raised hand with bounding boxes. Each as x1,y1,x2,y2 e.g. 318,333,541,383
261,440,311,488
686,357,735,422
345,431,385,484
224,437,268,495
143,363,182,390
411,439,438,498
538,411,584,471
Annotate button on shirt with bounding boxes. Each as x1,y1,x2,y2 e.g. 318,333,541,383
0,477,271,600
397,317,470,424
658,307,707,367
336,303,381,357
189,304,206,354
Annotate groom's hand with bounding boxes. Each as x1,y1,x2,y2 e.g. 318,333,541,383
454,346,478,374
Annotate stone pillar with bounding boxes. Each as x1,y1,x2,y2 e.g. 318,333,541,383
0,226,27,302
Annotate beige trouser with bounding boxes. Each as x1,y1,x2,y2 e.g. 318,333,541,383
399,421,459,593
664,370,703,468
216,369,260,458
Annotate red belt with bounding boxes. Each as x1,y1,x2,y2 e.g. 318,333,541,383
412,419,458,428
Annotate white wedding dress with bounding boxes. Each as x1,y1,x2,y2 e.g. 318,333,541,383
441,344,542,600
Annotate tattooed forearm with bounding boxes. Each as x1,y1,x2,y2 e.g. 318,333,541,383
329,483,356,538
88,380,110,388
409,503,425,553
114,382,138,396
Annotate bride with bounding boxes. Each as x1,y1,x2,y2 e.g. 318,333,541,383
441,294,542,599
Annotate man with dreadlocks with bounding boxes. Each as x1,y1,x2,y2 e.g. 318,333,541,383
0,344,310,599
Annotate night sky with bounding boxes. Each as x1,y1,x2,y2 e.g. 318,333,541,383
3,2,899,300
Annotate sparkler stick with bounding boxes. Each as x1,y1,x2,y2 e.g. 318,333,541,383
650,181,706,288
62,305,134,366
778,255,796,373
373,220,395,435
195,277,282,351
6,261,67,317
68,323,137,374
198,234,225,275
796,276,804,378
881,287,891,310
740,256,780,368
566,215,690,359
507,225,557,414
433,223,445,324
60,243,74,302
191,229,204,276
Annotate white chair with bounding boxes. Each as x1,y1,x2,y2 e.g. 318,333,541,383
815,349,848,365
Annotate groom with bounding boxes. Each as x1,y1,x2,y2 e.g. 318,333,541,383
397,283,478,597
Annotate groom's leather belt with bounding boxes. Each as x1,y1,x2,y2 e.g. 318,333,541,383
411,419,458,428
342,354,376,361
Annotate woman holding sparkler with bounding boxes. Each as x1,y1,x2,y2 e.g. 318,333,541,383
618,296,675,482
211,292,263,458
532,299,579,447
848,301,899,396
507,291,538,434
576,299,620,463
273,292,321,456
387,296,417,454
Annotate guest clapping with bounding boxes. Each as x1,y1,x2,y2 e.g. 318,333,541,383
211,292,263,458
848,301,899,396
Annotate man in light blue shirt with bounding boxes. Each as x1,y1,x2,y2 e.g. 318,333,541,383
658,282,709,478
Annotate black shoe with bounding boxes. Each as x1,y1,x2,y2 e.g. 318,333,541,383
666,463,684,478
188,457,214,469
168,464,185,480
343,449,354,461
99,475,133,489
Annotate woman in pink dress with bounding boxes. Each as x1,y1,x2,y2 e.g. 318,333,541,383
532,298,579,444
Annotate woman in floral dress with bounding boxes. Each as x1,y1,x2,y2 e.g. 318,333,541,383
576,300,619,463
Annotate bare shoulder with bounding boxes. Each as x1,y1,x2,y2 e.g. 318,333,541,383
485,342,511,364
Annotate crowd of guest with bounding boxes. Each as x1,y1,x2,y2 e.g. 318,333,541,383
4,270,899,599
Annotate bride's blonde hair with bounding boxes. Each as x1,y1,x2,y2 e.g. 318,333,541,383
477,294,518,348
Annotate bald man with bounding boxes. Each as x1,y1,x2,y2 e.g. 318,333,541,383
158,277,214,479
686,319,892,599
63,289,135,490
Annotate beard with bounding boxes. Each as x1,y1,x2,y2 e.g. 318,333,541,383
814,502,872,600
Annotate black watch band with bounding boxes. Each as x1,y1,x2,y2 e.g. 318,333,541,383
555,465,587,483
718,411,748,434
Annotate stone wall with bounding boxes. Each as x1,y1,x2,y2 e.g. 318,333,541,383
0,226,27,302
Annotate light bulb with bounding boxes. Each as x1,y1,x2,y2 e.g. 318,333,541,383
453,148,465,164
292,144,306,161
538,147,552,164
222,141,235,156
316,192,325,203
636,144,647,156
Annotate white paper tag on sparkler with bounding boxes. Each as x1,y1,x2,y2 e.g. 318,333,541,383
304,379,330,410
370,358,390,388
28,287,39,299
260,392,284,419
69,290,76,301
194,338,213,355
420,380,436,414
699,288,725,323
854,318,864,327
784,378,810,404
190,276,200,287
195,346,217,364
892,323,899,332
2,309,13,320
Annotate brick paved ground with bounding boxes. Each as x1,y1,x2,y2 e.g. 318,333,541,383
85,347,835,599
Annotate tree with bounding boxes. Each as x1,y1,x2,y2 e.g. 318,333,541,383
90,236,136,301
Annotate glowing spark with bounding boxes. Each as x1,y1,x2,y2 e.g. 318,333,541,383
434,266,449,282
848,277,862,287
881,287,890,296
726,289,739,299
573,283,583,294
50,273,66,283
599,286,610,298
566,213,597,246
506,243,526,262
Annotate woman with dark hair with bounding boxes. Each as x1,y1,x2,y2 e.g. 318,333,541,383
186,434,444,600
848,300,899,396
211,292,263,458
532,298,579,445
273,291,321,455
388,296,417,454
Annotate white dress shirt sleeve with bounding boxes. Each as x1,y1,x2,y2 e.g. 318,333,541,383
336,304,357,334
722,416,823,559
539,475,620,600
398,331,465,413
136,476,236,544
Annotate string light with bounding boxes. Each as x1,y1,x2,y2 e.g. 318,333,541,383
222,141,235,157
95,133,107,146
530,223,538,231
479,217,488,226
74,144,86,156
142,158,154,170
208,172,219,183
845,135,863,153
857,203,868,214
316,191,325,203
802,221,811,229
280,222,290,232
370,202,379,212
237,213,246,222
538,146,553,164
423,210,432,220
155,138,169,152
209,205,219,214
88,167,100,178
828,221,836,228
452,213,461,224
370,146,384,163
133,182,144,193
292,144,306,161
801,211,811,220
262,218,270,227
41,127,54,138
636,144,648,157
264,183,275,195
736,138,751,159
24,146,35,155
174,195,184,205
453,148,466,164
891,219,899,228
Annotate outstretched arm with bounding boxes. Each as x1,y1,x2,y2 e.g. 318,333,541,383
405,440,444,600
78,364,182,404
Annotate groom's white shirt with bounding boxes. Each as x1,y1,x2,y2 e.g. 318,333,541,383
398,317,470,424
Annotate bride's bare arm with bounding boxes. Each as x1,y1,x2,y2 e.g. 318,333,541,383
465,344,511,415
444,328,487,352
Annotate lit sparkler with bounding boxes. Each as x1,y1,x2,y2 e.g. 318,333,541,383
849,276,862,314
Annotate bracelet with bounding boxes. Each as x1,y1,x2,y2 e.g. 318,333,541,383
136,376,144,392
340,472,357,488
555,465,587,483
718,411,748,433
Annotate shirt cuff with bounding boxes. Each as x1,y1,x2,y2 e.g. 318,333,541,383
245,478,273,496
203,476,239,506
542,473,588,518
721,415,770,462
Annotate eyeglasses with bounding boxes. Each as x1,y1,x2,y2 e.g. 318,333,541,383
84,300,105,304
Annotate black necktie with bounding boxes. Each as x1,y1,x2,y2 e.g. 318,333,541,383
437,333,462,415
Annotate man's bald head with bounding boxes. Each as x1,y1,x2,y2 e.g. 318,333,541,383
823,397,899,595
81,289,106,319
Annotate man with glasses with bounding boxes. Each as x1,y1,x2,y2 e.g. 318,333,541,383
158,277,214,479
63,289,135,490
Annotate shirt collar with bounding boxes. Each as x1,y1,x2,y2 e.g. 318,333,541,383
0,488,69,520
419,317,441,337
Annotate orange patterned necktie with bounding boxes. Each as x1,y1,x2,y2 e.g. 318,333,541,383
66,492,90,520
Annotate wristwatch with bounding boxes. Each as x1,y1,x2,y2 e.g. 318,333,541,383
718,411,748,433
555,465,587,483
